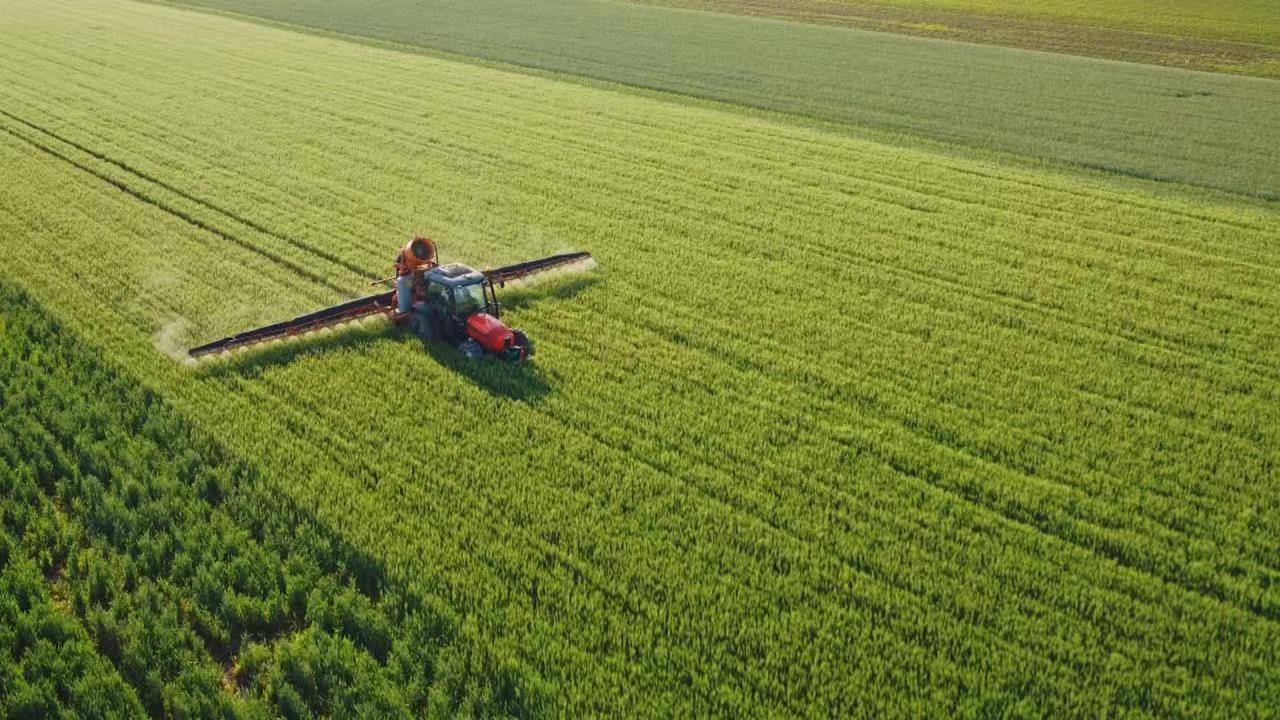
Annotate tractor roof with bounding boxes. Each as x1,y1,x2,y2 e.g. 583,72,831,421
426,263,485,286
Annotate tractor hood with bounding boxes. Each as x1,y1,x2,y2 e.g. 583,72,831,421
466,312,514,353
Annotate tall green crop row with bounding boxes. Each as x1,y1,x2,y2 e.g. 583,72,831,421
0,281,547,717
1,0,1278,716
0,554,143,716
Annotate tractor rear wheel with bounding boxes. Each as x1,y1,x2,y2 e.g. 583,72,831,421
459,338,484,361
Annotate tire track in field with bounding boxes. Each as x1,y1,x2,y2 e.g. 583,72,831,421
217,364,764,716
495,141,1280,409
194,320,1078,711
529,275,1276,631
535,293,1278,647
526,304,1276,706
0,108,369,294
612,282,1280,622
616,163,1280,387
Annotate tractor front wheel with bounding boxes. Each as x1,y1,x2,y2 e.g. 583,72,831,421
459,339,484,361
410,312,436,341
512,329,535,358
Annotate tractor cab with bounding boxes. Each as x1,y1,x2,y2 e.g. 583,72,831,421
421,264,497,319
412,263,533,361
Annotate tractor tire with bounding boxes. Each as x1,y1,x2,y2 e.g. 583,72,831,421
410,312,436,341
512,329,534,358
459,338,484,361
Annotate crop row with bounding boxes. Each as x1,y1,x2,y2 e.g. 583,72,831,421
1,1,1278,716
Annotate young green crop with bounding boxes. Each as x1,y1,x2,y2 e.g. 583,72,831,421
1,0,1278,716
149,0,1280,198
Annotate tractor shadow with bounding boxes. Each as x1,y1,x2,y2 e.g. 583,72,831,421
414,335,551,402
190,320,551,402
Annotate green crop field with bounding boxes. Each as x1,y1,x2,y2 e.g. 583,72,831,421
626,0,1280,76
0,280,540,718
2,0,1278,717
869,0,1280,45
151,0,1280,199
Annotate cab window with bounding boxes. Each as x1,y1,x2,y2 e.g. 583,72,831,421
426,281,450,308
453,283,486,315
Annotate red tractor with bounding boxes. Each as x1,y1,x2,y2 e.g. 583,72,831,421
189,237,592,361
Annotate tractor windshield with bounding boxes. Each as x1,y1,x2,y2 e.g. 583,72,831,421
452,282,487,316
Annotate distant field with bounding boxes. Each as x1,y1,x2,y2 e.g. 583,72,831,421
3,0,1279,716
153,0,1280,199
629,0,1280,76
894,0,1280,45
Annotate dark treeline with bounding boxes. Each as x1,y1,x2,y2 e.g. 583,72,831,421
0,281,546,718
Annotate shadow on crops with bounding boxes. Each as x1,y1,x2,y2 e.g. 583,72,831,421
497,273,598,313
190,319,551,401
414,334,551,402
190,322,387,380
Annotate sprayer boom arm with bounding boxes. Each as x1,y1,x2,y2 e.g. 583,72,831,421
188,290,394,358
188,243,594,359
484,252,592,287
